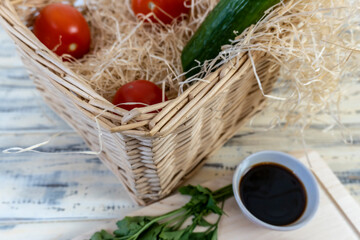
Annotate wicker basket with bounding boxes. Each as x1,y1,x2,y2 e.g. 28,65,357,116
0,0,279,205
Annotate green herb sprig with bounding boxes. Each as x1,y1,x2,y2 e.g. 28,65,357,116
90,184,233,240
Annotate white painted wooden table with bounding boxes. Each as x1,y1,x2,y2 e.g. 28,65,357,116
1,25,360,240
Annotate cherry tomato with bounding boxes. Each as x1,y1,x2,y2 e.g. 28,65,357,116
33,3,91,59
112,80,167,111
132,0,190,24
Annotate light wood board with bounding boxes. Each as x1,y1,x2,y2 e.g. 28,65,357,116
74,152,360,240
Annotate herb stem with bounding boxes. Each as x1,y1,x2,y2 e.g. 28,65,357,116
127,207,186,240
171,212,191,230
205,197,226,235
213,184,233,202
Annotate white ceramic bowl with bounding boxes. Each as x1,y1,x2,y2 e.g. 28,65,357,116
232,151,319,231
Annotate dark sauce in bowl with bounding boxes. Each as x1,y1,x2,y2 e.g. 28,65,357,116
239,163,307,226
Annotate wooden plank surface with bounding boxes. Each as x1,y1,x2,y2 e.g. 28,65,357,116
1,21,360,240
74,152,360,240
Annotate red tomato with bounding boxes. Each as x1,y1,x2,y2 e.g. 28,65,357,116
112,80,167,111
132,0,190,24
33,3,91,59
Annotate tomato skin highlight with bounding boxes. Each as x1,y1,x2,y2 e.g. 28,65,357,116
112,80,167,111
132,0,190,24
33,3,91,59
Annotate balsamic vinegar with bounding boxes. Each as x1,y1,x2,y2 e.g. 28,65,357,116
240,163,307,226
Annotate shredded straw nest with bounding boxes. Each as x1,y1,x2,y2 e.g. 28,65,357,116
15,0,360,127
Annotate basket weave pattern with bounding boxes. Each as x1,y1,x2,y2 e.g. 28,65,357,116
0,0,278,205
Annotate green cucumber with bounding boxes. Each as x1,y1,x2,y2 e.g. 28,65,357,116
181,0,280,78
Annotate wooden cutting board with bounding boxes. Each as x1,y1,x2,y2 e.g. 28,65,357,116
74,152,360,240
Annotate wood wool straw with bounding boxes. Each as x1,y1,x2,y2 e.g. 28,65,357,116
225,0,360,127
